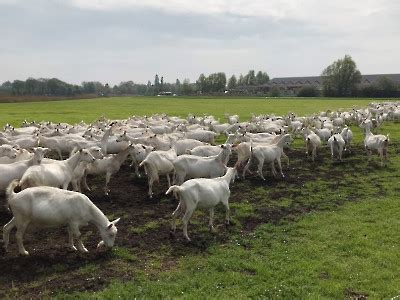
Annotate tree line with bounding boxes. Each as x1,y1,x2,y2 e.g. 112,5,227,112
0,69,269,97
1,60,398,98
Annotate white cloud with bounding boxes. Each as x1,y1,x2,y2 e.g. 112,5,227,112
0,0,399,84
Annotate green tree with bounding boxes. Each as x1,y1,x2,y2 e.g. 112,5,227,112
175,79,181,95
376,76,398,97
82,81,96,94
238,74,244,86
11,80,26,95
245,70,256,85
182,79,193,95
154,74,160,95
228,75,237,89
269,86,280,97
0,81,12,92
297,86,320,97
256,71,269,85
322,55,361,97
196,73,207,93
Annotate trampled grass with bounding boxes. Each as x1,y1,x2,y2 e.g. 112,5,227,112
2,96,400,298
0,96,383,127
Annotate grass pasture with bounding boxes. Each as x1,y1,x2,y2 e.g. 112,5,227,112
1,96,400,298
0,96,379,127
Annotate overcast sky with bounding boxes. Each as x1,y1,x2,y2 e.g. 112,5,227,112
1,0,399,85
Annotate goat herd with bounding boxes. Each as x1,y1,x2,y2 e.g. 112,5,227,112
0,101,396,256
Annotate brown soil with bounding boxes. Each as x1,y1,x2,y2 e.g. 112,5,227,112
0,144,385,298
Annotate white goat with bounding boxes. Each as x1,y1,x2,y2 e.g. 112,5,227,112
340,126,353,151
0,147,49,193
129,144,154,177
327,134,346,161
83,144,134,195
184,130,217,144
3,180,120,255
166,167,237,241
359,119,389,166
315,128,332,143
232,134,290,171
171,138,205,155
19,149,95,190
173,144,231,185
305,132,321,162
70,146,105,192
243,134,291,180
139,148,177,198
0,145,19,161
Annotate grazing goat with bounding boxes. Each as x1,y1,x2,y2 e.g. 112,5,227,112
173,144,231,185
3,180,120,255
166,167,237,241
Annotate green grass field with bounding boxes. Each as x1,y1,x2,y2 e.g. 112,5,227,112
0,96,381,127
1,96,400,298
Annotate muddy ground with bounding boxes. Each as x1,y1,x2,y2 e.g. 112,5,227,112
0,144,385,298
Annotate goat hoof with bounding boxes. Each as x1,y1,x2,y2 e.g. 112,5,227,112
20,250,29,256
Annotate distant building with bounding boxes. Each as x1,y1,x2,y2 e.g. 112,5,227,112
230,74,400,96
157,91,173,96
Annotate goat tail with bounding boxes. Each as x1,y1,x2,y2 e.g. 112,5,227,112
165,185,181,200
6,180,20,209
140,160,159,182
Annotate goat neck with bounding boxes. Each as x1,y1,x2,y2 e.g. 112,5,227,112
276,134,290,148
216,144,231,162
220,167,236,185
89,203,110,229
114,145,132,164
65,151,85,171
100,128,112,154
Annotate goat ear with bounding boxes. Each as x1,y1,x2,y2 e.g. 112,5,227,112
111,218,120,226
107,223,113,229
